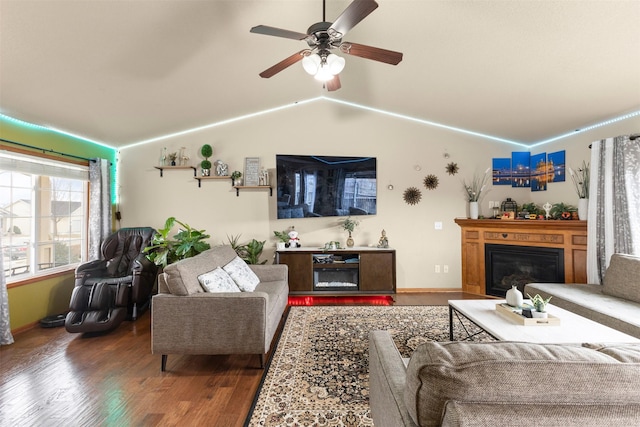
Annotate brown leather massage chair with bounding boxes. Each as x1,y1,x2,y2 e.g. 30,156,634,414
65,227,158,333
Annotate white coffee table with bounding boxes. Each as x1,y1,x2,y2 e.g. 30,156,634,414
448,299,640,343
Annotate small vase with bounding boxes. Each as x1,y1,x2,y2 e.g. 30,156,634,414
469,201,479,219
276,242,286,250
202,169,210,177
578,198,588,220
505,285,523,307
346,231,354,248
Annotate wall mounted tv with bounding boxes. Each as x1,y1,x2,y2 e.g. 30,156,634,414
276,155,377,219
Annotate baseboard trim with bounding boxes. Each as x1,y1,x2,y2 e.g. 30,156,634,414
11,320,40,336
396,288,463,293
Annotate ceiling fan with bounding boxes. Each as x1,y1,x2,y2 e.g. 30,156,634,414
250,0,403,91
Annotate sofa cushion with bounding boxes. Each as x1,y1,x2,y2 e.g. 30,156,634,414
198,267,240,293
162,245,238,295
223,256,260,292
404,341,640,427
602,253,640,304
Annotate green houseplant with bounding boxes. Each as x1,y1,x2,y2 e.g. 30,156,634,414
200,144,213,176
550,202,576,220
341,216,360,247
143,217,211,268
274,230,289,250
227,234,267,264
527,293,552,317
231,170,242,186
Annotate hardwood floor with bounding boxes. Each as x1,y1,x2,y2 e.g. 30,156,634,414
0,292,486,426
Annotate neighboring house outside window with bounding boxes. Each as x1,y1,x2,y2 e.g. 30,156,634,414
0,150,88,283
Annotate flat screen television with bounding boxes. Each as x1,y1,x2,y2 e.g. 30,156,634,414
276,155,377,219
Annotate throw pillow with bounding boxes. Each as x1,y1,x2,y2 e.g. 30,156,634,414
198,267,241,293
223,256,260,292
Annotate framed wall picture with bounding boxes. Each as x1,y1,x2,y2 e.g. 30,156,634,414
547,150,566,182
530,152,547,192
244,157,261,186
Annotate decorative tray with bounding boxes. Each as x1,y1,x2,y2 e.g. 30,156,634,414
495,303,561,326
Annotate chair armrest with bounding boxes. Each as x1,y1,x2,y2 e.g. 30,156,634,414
369,330,418,427
249,264,288,283
132,253,156,274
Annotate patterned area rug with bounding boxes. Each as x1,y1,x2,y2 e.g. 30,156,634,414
245,305,493,426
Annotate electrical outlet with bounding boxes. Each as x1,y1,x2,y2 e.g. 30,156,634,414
434,221,443,230
435,265,441,273
443,264,449,273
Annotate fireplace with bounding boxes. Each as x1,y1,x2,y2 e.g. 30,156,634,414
485,244,564,298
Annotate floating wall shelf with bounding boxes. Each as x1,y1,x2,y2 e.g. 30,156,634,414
195,176,232,188
154,166,197,177
233,185,273,197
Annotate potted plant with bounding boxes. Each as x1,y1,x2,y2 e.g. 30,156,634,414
274,230,289,250
231,170,242,186
550,202,576,220
341,216,360,247
527,293,552,318
167,152,178,166
462,167,490,219
227,234,267,264
200,144,213,176
143,217,211,268
568,160,590,220
520,202,540,219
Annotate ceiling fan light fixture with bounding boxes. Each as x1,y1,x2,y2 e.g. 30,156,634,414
314,65,334,82
302,53,321,75
326,53,345,75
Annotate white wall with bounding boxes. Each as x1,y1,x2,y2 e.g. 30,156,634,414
117,100,640,291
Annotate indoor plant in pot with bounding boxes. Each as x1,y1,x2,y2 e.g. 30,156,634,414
143,217,211,268
462,167,490,219
200,144,213,176
569,160,590,220
527,293,552,318
341,216,360,247
274,230,290,250
231,170,242,186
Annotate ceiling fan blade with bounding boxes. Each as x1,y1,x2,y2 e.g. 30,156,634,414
326,75,341,91
258,50,306,78
340,42,403,65
250,25,308,41
330,0,378,37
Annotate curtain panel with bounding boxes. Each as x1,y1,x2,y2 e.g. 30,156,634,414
587,135,640,283
0,237,15,345
88,158,112,260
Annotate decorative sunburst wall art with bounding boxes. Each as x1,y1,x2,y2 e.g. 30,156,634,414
446,162,459,175
423,174,439,190
403,187,422,205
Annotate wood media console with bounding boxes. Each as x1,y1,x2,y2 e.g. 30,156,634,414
275,248,396,297
455,219,587,296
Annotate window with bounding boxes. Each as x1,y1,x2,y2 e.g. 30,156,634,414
0,150,88,282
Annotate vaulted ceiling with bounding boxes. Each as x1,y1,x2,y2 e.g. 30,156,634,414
1,0,639,148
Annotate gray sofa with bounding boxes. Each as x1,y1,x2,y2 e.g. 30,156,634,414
151,245,289,371
369,331,640,426
525,253,640,339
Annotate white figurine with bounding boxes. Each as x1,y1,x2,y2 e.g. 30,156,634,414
215,160,228,176
543,202,552,219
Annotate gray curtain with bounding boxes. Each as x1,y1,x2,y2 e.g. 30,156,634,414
587,134,640,283
0,236,15,345
89,158,112,260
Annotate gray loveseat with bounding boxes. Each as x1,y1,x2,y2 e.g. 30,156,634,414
369,331,640,426
151,245,289,371
525,253,640,339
